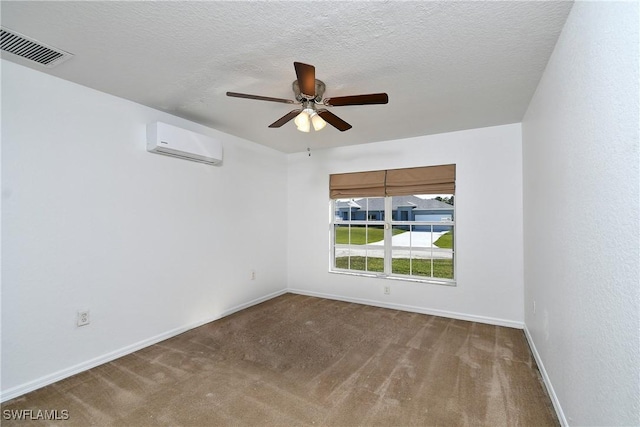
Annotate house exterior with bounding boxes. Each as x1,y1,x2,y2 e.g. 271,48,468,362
335,196,454,231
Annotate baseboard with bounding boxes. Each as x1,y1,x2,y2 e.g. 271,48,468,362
523,325,568,426
0,288,287,403
288,288,524,329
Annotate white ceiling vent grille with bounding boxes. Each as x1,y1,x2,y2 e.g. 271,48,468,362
0,27,73,68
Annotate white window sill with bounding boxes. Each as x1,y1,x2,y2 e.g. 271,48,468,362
328,269,456,287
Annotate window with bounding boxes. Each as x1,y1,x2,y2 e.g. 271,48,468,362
330,165,455,285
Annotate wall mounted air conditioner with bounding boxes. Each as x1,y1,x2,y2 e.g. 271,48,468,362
146,122,222,165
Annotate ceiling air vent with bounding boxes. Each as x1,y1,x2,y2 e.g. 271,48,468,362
0,27,73,68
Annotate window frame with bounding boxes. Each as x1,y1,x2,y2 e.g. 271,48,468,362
330,195,456,286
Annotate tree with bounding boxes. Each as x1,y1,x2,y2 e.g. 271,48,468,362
434,196,454,205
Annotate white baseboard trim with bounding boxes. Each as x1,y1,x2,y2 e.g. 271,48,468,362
0,288,287,403
523,325,568,426
288,288,524,329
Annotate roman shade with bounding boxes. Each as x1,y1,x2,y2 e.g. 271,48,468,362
329,170,386,198
330,164,455,199
385,164,456,196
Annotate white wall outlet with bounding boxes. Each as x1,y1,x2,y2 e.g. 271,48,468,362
384,285,391,295
251,270,256,280
77,310,90,327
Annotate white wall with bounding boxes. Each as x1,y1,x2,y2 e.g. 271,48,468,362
287,124,524,326
1,60,288,399
522,2,639,425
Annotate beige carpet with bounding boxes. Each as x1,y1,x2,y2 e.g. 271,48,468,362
2,294,558,426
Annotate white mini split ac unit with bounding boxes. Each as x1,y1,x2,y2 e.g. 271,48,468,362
146,122,222,165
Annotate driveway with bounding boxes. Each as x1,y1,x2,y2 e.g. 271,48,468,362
336,231,452,259
370,231,448,248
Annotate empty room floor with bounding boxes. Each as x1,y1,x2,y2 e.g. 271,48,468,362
1,294,558,426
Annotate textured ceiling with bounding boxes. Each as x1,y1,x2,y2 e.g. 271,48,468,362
1,1,573,153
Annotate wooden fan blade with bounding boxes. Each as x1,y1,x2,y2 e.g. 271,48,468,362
317,110,352,132
268,110,302,128
324,93,389,107
294,62,316,98
227,92,295,104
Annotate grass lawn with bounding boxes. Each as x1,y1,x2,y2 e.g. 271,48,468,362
335,226,405,245
433,231,453,249
335,256,453,279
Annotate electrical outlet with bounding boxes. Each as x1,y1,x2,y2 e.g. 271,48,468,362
77,310,90,327
251,270,256,280
384,285,391,295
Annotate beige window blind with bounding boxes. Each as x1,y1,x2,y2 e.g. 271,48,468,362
330,164,455,199
329,170,386,198
385,164,455,196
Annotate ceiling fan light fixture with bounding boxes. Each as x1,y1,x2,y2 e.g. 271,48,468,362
297,120,311,132
311,113,326,131
294,110,310,129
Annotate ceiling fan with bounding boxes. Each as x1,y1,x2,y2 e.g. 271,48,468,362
226,62,389,132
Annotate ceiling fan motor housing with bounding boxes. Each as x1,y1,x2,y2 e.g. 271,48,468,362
292,79,325,103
